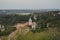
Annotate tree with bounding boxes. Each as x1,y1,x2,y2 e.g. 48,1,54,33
0,27,16,40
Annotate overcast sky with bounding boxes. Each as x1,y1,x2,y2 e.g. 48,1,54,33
0,0,60,9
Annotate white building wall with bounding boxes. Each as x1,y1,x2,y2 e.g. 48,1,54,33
29,18,32,25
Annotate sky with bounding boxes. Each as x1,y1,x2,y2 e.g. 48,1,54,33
0,0,60,9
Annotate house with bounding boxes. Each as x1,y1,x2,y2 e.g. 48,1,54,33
0,25,5,31
29,17,37,30
58,12,60,14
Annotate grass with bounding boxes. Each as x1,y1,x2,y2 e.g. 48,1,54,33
1,36,8,40
1,27,60,40
16,28,60,40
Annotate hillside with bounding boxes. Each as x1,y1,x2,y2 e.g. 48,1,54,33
0,11,60,40
1,27,60,40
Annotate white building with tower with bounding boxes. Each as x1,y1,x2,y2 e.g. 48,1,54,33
29,16,37,30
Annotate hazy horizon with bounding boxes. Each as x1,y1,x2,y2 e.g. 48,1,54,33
0,0,60,9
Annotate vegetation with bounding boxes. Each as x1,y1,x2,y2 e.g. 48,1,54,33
16,28,60,40
0,11,60,40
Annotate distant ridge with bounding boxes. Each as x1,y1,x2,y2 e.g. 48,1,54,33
0,9,60,15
